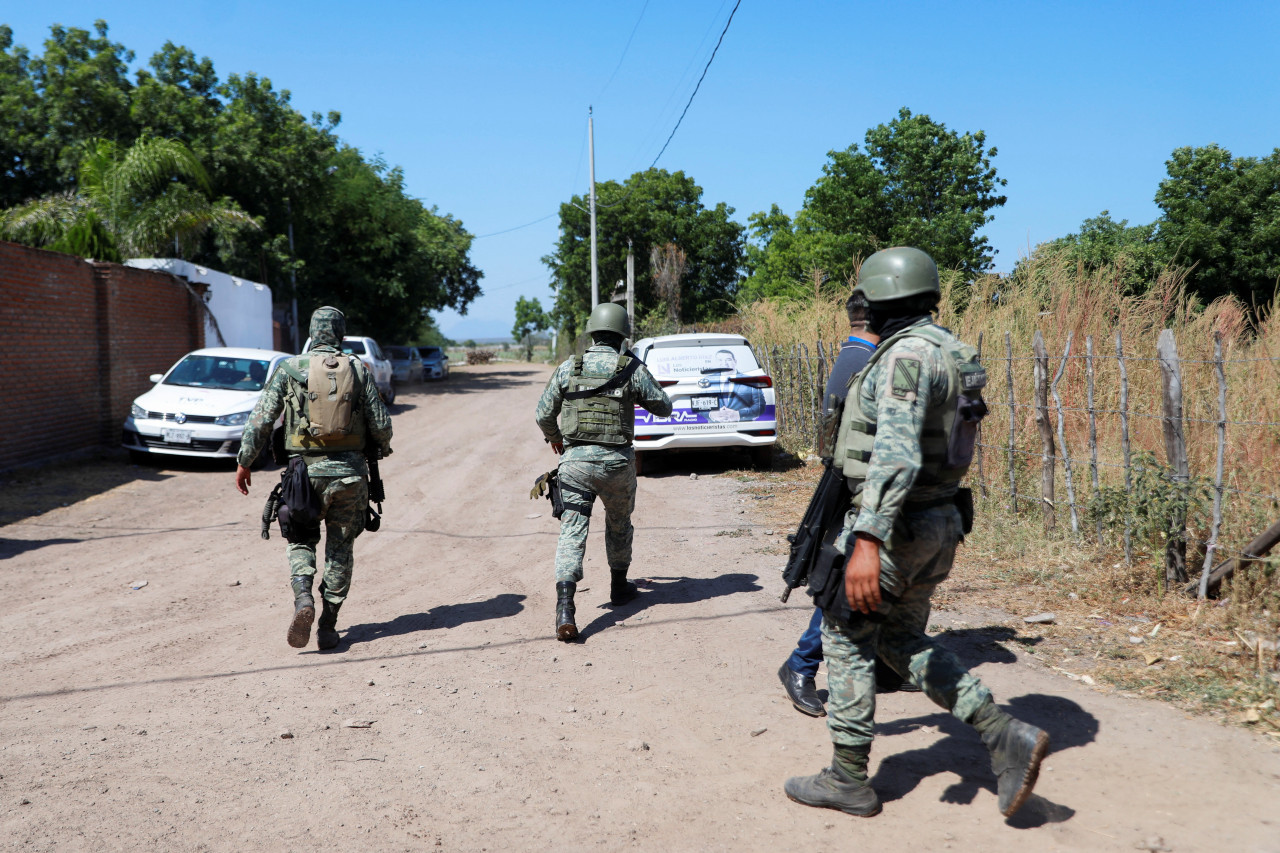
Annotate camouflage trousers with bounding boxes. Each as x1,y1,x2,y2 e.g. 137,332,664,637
554,456,636,583
286,474,368,605
823,504,992,749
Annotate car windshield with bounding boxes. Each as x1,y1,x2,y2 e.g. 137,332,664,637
642,344,760,379
164,355,273,391
341,340,366,355
420,347,443,360
386,346,411,359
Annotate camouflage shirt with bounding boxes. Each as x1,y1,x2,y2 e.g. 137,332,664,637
847,319,958,542
237,344,394,478
535,345,672,463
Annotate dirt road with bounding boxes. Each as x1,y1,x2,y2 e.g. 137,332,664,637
2,363,1277,852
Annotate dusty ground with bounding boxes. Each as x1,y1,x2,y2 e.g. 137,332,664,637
2,363,1278,852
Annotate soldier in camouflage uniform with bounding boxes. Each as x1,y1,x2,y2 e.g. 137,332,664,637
234,306,393,651
785,248,1050,819
534,302,672,641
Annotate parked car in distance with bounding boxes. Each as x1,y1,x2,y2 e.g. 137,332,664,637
301,334,395,404
418,346,449,380
630,333,776,473
122,347,292,464
387,345,424,383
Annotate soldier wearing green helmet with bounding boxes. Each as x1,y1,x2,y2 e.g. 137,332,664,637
534,302,673,640
785,247,1051,819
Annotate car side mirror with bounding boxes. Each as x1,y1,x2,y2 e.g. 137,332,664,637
149,373,163,383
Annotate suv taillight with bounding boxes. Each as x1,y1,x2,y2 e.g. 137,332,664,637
730,375,773,388
658,380,679,387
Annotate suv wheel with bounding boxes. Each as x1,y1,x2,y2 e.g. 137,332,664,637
383,381,396,406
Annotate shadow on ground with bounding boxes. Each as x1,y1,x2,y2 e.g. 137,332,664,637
0,449,176,530
575,571,762,640
394,367,545,399
867,692,1097,827
340,593,527,648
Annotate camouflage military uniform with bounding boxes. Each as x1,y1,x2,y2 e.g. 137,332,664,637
823,319,990,749
238,310,393,609
535,345,672,583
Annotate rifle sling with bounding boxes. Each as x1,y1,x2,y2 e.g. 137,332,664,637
563,351,641,400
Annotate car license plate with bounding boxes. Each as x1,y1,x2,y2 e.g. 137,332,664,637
691,396,717,411
162,428,193,444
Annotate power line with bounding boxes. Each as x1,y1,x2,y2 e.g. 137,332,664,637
597,0,651,99
472,212,559,240
647,0,741,170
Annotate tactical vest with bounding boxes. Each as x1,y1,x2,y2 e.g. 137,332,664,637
560,353,634,446
833,324,987,486
279,353,367,452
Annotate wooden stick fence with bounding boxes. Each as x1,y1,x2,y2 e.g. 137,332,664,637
758,327,1278,597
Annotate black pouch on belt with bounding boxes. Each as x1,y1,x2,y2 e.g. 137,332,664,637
953,487,974,536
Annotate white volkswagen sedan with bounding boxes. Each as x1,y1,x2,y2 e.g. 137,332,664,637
631,333,777,472
122,347,293,463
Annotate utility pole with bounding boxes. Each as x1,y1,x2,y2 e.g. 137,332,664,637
626,239,635,335
588,107,599,309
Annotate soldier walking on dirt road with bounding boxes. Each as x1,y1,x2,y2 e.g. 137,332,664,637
234,306,393,651
785,247,1050,819
534,302,672,641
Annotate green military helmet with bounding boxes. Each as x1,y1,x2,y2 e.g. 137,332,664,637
853,247,940,304
309,305,347,348
585,302,630,338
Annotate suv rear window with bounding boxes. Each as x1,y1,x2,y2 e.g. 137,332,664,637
643,344,760,379
386,346,411,359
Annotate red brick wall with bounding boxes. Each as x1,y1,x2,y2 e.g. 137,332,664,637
0,241,205,470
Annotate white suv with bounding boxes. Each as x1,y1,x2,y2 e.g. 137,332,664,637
631,333,776,471
301,335,395,404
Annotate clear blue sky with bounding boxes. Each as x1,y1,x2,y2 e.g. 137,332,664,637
8,2,1279,339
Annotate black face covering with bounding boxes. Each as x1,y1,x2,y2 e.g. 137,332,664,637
867,305,933,340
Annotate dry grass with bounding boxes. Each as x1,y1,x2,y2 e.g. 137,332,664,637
739,459,1280,737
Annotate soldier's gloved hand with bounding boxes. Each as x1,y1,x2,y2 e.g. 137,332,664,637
381,444,393,457
845,533,883,614
551,441,564,455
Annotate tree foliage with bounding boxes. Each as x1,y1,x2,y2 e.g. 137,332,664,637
0,20,480,343
742,107,1007,301
543,168,744,334
1013,211,1163,295
1155,144,1280,305
512,296,549,361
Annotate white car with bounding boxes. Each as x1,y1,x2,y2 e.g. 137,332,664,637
301,335,395,404
631,333,777,472
122,347,293,463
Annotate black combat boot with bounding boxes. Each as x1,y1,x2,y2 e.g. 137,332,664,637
972,699,1050,817
609,569,638,605
778,664,825,717
287,576,315,649
556,582,578,641
784,746,881,817
317,598,342,650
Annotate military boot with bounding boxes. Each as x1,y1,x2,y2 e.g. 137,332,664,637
784,746,880,817
609,569,638,605
556,582,578,641
287,576,315,649
972,699,1050,817
317,598,342,650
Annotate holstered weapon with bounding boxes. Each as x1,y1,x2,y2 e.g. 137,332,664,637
530,470,567,519
261,482,283,540
364,446,385,532
780,458,850,602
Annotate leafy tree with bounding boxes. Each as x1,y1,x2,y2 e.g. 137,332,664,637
0,135,257,259
1155,144,1280,305
1014,211,1165,295
0,22,483,344
543,168,744,333
743,107,1007,297
512,296,549,360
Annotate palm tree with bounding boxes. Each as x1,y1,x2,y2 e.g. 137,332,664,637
0,136,258,261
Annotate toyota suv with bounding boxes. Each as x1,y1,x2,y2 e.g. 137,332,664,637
631,333,776,472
